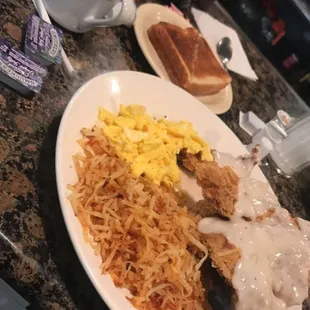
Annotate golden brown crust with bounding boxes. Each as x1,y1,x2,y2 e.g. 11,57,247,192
178,150,239,219
195,162,239,219
147,23,184,87
203,233,241,282
148,22,231,96
177,148,201,172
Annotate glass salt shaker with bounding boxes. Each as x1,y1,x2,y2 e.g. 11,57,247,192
269,112,310,177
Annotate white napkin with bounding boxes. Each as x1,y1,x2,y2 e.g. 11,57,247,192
192,7,258,81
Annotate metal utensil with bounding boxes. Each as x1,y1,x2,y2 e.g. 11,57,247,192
216,37,233,68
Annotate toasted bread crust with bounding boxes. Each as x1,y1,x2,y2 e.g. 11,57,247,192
148,22,231,96
148,23,186,88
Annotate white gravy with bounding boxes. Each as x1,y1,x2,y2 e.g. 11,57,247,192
198,152,310,310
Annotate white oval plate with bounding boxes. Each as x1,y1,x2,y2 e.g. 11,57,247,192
134,3,233,115
56,71,293,310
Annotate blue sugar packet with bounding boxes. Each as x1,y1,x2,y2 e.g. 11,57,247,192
0,39,45,94
25,14,63,66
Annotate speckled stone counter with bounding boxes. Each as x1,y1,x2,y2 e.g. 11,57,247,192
0,1,309,309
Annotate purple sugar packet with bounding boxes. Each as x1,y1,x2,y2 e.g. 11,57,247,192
25,15,63,66
0,39,47,77
0,39,44,94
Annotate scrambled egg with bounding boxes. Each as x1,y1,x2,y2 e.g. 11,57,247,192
98,104,213,186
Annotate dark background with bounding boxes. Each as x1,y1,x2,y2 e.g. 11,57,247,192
218,0,310,106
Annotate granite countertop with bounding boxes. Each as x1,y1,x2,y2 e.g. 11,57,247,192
0,0,310,309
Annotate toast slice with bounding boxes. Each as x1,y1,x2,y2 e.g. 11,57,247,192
147,22,231,96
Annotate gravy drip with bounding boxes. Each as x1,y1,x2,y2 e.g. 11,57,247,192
198,152,310,310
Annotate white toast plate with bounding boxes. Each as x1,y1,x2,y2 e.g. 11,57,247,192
134,3,233,115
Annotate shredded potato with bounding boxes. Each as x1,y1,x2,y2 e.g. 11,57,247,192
68,126,208,310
